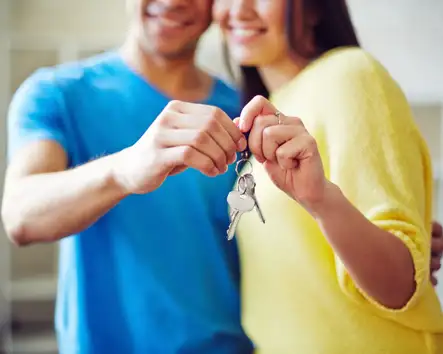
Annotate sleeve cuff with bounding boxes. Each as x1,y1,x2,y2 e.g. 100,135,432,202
8,130,69,162
337,205,429,314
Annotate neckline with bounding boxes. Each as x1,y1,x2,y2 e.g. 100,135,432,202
269,46,355,102
108,50,218,104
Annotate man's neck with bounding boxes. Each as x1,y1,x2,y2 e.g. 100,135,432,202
120,38,213,102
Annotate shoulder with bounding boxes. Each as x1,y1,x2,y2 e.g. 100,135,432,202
15,51,122,99
310,47,414,129
314,47,386,78
314,47,405,103
273,47,403,111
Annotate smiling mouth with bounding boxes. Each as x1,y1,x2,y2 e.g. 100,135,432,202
228,28,266,42
145,6,193,28
156,17,191,28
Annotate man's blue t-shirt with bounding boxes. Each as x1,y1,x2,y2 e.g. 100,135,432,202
7,52,253,354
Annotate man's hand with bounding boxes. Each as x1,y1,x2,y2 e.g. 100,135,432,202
114,100,247,195
431,221,443,286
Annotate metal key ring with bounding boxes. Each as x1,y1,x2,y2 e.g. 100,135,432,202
235,159,253,176
237,175,247,194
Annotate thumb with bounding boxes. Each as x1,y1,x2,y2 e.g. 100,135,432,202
239,95,278,132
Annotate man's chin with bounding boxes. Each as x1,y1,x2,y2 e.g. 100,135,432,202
145,42,198,61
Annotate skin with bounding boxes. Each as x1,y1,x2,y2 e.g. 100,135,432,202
214,0,443,306
1,0,246,246
432,222,443,285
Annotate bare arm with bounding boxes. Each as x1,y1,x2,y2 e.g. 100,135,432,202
240,91,428,313
2,101,246,246
1,140,129,245
312,183,416,310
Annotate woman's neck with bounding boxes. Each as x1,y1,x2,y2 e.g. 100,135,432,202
259,55,311,94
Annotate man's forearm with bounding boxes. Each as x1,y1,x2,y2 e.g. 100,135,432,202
1,151,130,245
311,182,416,310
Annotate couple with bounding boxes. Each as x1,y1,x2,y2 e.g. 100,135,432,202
3,0,443,353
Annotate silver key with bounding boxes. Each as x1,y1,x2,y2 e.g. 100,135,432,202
226,190,255,240
239,173,266,224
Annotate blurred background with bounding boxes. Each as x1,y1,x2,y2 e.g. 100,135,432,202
0,0,442,352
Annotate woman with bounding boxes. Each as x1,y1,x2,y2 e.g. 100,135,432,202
213,0,443,352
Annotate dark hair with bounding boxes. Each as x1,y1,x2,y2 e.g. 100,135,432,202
225,0,360,106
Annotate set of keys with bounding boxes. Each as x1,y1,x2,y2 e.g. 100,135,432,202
226,151,265,240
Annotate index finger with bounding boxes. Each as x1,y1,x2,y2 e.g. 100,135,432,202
239,95,278,132
167,100,247,150
214,108,247,151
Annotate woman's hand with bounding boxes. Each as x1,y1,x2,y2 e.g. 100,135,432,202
238,95,328,212
431,221,443,286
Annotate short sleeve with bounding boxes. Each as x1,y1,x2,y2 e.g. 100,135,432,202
7,68,69,161
321,50,433,316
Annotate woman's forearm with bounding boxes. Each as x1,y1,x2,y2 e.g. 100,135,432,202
310,182,416,310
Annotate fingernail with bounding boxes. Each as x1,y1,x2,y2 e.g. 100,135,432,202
211,168,219,175
224,165,228,173
237,136,247,151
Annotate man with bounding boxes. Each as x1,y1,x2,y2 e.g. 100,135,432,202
1,0,442,353
2,0,252,353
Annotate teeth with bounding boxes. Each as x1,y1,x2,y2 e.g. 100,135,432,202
159,18,182,28
232,29,259,37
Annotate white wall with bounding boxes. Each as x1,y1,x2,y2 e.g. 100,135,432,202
0,0,11,346
8,0,443,102
10,0,127,40
348,0,443,103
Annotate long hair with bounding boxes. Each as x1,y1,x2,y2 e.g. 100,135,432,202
225,0,360,106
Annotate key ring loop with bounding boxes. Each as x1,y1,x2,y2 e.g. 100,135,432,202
235,159,253,176
237,175,247,193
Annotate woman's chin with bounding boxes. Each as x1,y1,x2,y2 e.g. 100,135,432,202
232,53,262,67
229,47,273,68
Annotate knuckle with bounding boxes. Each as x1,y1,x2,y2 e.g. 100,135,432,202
209,106,221,117
275,149,289,162
293,116,303,125
305,135,318,152
157,115,170,128
181,146,195,162
215,150,227,165
262,126,274,138
203,115,219,132
276,148,287,160
254,95,266,104
167,100,182,110
151,129,163,146
192,131,209,147
202,158,214,172
306,135,317,148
